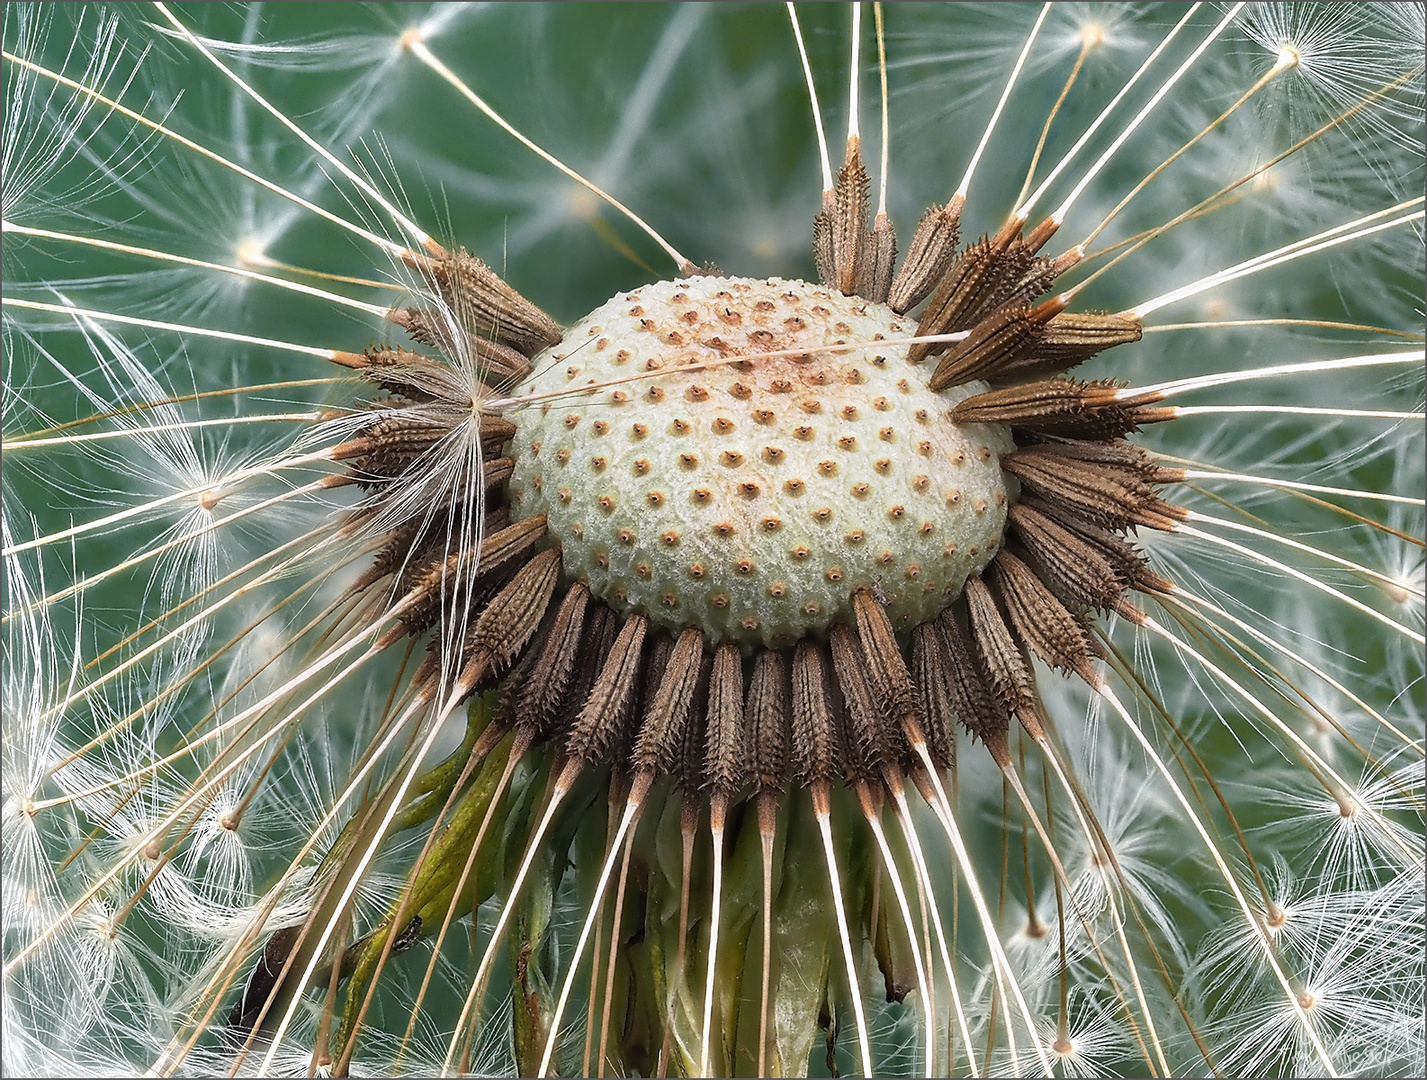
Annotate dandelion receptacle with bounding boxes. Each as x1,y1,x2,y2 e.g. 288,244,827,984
3,4,1423,1077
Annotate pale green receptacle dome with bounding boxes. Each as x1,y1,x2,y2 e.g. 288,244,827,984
507,276,1015,646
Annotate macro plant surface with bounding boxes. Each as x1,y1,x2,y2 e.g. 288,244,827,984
1,3,1423,1077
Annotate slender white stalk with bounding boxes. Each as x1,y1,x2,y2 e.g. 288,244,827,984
0,49,409,257
3,412,320,450
1131,205,1425,318
152,2,436,251
861,801,934,1077
846,4,861,141
538,790,647,1078
888,789,979,1077
1053,4,1247,224
3,222,391,317
873,2,889,218
699,821,726,1078
813,804,873,1076
1127,351,1423,399
1177,469,1425,506
1095,684,1339,1077
402,37,694,274
3,297,340,359
957,3,1051,202
1016,5,1201,220
788,2,833,193
1185,510,1424,598
1170,405,1421,420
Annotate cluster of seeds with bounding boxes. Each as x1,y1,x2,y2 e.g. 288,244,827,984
507,276,1015,645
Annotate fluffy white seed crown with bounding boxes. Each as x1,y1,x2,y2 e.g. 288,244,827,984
508,276,1014,645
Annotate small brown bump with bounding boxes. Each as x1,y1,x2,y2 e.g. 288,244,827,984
595,337,609,351
671,418,691,434
598,494,617,512
784,478,806,495
731,382,753,399
794,425,815,440
905,564,921,580
661,592,680,607
755,299,776,312
686,385,709,402
712,592,730,608
888,504,906,519
555,448,571,464
636,562,652,578
838,436,857,451
851,482,871,498
714,522,735,536
945,490,962,505
913,474,930,491
809,370,830,386
631,423,648,440
611,390,629,404
879,427,894,442
898,379,911,392
647,491,666,507
769,582,787,598
736,558,755,575
812,506,833,523
976,445,993,462
841,405,859,421
530,440,543,454
633,458,651,475
646,387,665,402
995,492,1007,506
753,409,776,425
671,292,688,303
791,546,812,560
617,529,636,544
762,446,785,464
592,420,609,435
661,530,680,546
531,476,543,491
769,379,793,393
920,521,935,535
817,460,838,477
878,550,896,566
825,567,844,583
616,349,632,363
693,488,712,503
914,409,929,423
847,529,865,544
566,366,580,379
742,616,760,631
784,316,807,331
801,399,822,414
629,305,645,317
918,441,933,456
557,486,572,502
740,481,761,497
721,450,745,467
874,459,892,474
689,562,707,578
873,397,890,411
596,552,609,568
590,456,607,471
570,522,583,538
803,601,821,616
564,414,582,429
714,416,736,434
681,309,699,324
718,308,742,326
974,498,988,514
761,517,783,532
613,586,628,602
